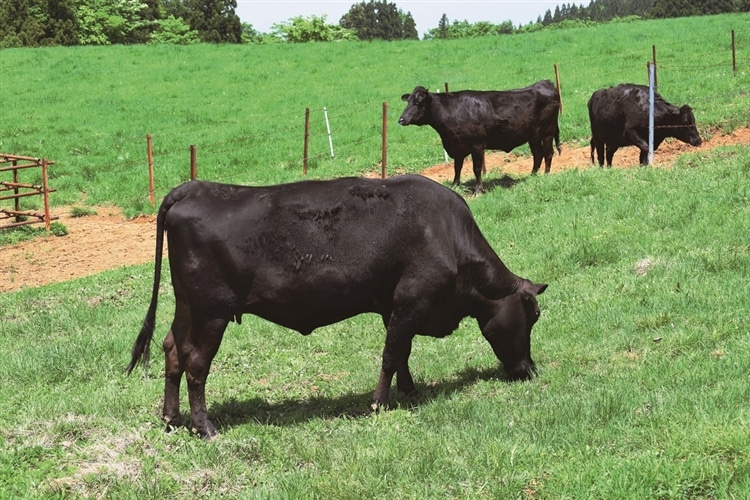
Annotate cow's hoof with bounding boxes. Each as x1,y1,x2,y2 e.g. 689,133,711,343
162,414,183,432
370,400,389,412
164,422,181,434
190,420,219,439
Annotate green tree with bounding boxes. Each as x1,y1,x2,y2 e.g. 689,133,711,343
163,0,241,42
650,0,698,18
0,0,77,47
75,0,151,45
699,0,735,14
542,9,553,25
271,15,356,42
437,13,449,39
240,21,263,43
148,13,199,43
129,0,160,43
401,11,418,39
340,0,414,41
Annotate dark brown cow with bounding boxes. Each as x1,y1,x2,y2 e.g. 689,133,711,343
398,80,562,193
127,175,546,438
588,83,702,167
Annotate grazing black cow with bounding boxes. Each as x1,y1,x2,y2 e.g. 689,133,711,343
588,83,702,167
127,175,547,438
398,80,561,193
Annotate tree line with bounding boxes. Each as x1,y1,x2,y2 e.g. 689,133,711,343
536,0,748,27
2,0,749,48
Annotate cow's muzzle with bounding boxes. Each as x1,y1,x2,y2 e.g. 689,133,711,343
505,360,537,381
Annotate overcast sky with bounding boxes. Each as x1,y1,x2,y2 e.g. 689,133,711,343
236,1,567,36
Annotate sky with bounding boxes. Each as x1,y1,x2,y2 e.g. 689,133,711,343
235,0,568,36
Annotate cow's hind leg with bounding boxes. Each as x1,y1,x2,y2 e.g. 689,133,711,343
452,156,465,187
174,315,229,438
542,136,554,173
470,151,485,194
162,329,184,431
162,300,192,431
529,141,544,174
605,143,618,167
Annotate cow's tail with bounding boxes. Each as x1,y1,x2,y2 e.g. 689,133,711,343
555,128,562,155
126,195,171,375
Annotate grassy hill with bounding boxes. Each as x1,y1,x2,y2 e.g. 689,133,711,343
1,13,750,498
1,13,750,214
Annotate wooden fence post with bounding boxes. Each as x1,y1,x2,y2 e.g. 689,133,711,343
42,158,51,231
554,63,563,114
303,108,310,176
147,134,155,207
381,102,388,179
190,145,197,180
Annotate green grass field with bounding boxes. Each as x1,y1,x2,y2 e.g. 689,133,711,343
1,13,750,215
1,13,750,499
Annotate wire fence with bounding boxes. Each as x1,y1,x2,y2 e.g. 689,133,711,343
46,28,750,215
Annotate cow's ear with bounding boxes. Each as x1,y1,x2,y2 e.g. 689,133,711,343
679,105,694,122
401,93,410,101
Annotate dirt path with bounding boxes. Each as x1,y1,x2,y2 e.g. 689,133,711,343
2,128,748,293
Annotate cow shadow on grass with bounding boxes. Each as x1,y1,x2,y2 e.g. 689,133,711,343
459,174,524,194
209,364,512,431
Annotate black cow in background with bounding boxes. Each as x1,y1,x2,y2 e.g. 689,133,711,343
399,80,562,193
588,83,702,167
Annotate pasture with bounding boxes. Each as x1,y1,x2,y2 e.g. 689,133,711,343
1,13,750,498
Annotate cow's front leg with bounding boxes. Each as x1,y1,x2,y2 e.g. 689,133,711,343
623,129,650,165
371,324,413,411
638,148,650,165
396,336,416,396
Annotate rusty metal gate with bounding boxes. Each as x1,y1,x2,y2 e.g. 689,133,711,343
0,154,57,230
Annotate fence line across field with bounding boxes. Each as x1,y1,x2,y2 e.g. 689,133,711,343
136,29,744,207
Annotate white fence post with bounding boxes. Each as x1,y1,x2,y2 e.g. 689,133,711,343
648,62,655,166
324,107,335,158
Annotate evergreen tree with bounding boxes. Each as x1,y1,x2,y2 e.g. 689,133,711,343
437,13,449,39
130,0,161,43
542,9,553,25
172,0,242,42
699,0,735,15
340,0,415,41
0,0,43,47
650,0,698,18
402,12,418,40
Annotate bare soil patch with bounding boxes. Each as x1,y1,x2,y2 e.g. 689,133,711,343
2,128,748,293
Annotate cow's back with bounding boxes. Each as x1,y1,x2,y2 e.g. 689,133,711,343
437,81,559,150
162,176,493,332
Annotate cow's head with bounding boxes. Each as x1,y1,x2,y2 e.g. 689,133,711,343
398,86,431,126
479,281,547,381
677,105,703,147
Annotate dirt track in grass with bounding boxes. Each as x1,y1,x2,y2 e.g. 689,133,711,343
2,127,748,293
